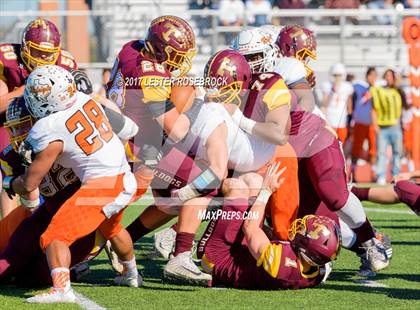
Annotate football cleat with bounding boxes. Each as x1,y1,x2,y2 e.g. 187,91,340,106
375,231,392,259
70,263,90,282
356,254,377,277
361,237,390,272
163,251,212,286
114,272,143,288
26,287,76,304
104,241,124,274
154,227,177,259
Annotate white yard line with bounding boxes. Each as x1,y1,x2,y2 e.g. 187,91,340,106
364,207,416,215
74,291,107,310
354,279,389,288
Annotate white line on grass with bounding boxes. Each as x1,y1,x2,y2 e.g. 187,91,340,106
364,207,416,215
354,279,389,288
74,291,106,310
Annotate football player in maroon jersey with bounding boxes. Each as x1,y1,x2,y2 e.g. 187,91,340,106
0,18,77,217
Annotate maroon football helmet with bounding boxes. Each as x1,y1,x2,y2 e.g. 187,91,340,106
288,215,341,266
276,25,317,76
145,15,196,77
203,49,251,106
21,18,61,71
4,96,34,151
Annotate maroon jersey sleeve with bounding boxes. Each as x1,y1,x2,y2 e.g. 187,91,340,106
244,72,291,122
55,49,77,71
0,44,28,92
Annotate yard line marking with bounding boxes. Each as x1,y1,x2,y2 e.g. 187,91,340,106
74,291,107,310
354,279,388,288
364,207,416,215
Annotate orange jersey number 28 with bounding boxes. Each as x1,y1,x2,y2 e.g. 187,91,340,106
66,100,113,156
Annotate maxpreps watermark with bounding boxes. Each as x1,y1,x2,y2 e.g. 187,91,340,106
136,76,228,88
198,209,259,221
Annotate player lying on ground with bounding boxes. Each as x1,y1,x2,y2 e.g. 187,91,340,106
231,25,390,275
0,18,77,218
352,170,420,215
2,66,140,303
196,163,341,289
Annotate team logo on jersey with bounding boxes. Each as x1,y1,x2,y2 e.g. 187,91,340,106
29,79,52,103
285,257,297,268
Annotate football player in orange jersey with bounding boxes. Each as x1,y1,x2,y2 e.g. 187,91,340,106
0,18,77,218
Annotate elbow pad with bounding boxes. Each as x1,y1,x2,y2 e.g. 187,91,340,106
118,115,139,140
104,107,139,140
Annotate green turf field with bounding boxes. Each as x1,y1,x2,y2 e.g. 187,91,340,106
1,199,419,310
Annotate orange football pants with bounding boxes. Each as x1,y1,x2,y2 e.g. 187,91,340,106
40,174,128,251
258,144,299,241
0,206,31,252
351,123,376,160
333,127,348,145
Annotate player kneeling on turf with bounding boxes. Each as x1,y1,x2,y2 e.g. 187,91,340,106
3,65,140,304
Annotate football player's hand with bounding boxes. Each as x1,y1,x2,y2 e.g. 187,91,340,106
262,162,286,193
71,69,93,95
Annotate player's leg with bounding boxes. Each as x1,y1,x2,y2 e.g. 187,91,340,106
376,127,388,184
163,196,212,284
28,174,138,303
368,124,377,165
305,140,389,272
352,181,420,215
390,125,403,177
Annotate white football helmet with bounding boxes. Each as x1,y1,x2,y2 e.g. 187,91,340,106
231,28,280,74
24,64,77,119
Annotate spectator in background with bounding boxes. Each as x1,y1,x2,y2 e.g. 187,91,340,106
404,0,420,8
219,0,245,43
371,69,404,184
351,67,377,177
275,0,306,25
219,0,245,26
324,0,360,8
324,0,360,24
322,63,354,145
246,0,272,27
400,68,415,172
367,0,394,25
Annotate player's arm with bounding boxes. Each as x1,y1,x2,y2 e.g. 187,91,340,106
9,141,63,195
141,75,192,142
243,162,286,260
174,123,227,202
289,81,316,112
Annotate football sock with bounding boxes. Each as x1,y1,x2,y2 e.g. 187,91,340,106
51,267,71,292
338,219,364,254
336,192,375,243
119,257,138,277
126,218,152,243
351,187,370,201
173,232,195,257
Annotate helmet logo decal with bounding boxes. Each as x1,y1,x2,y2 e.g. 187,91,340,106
162,22,182,42
31,19,48,29
217,57,237,79
29,79,52,103
307,223,330,240
260,35,272,44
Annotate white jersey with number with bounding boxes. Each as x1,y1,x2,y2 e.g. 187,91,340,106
26,92,130,182
182,102,275,172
